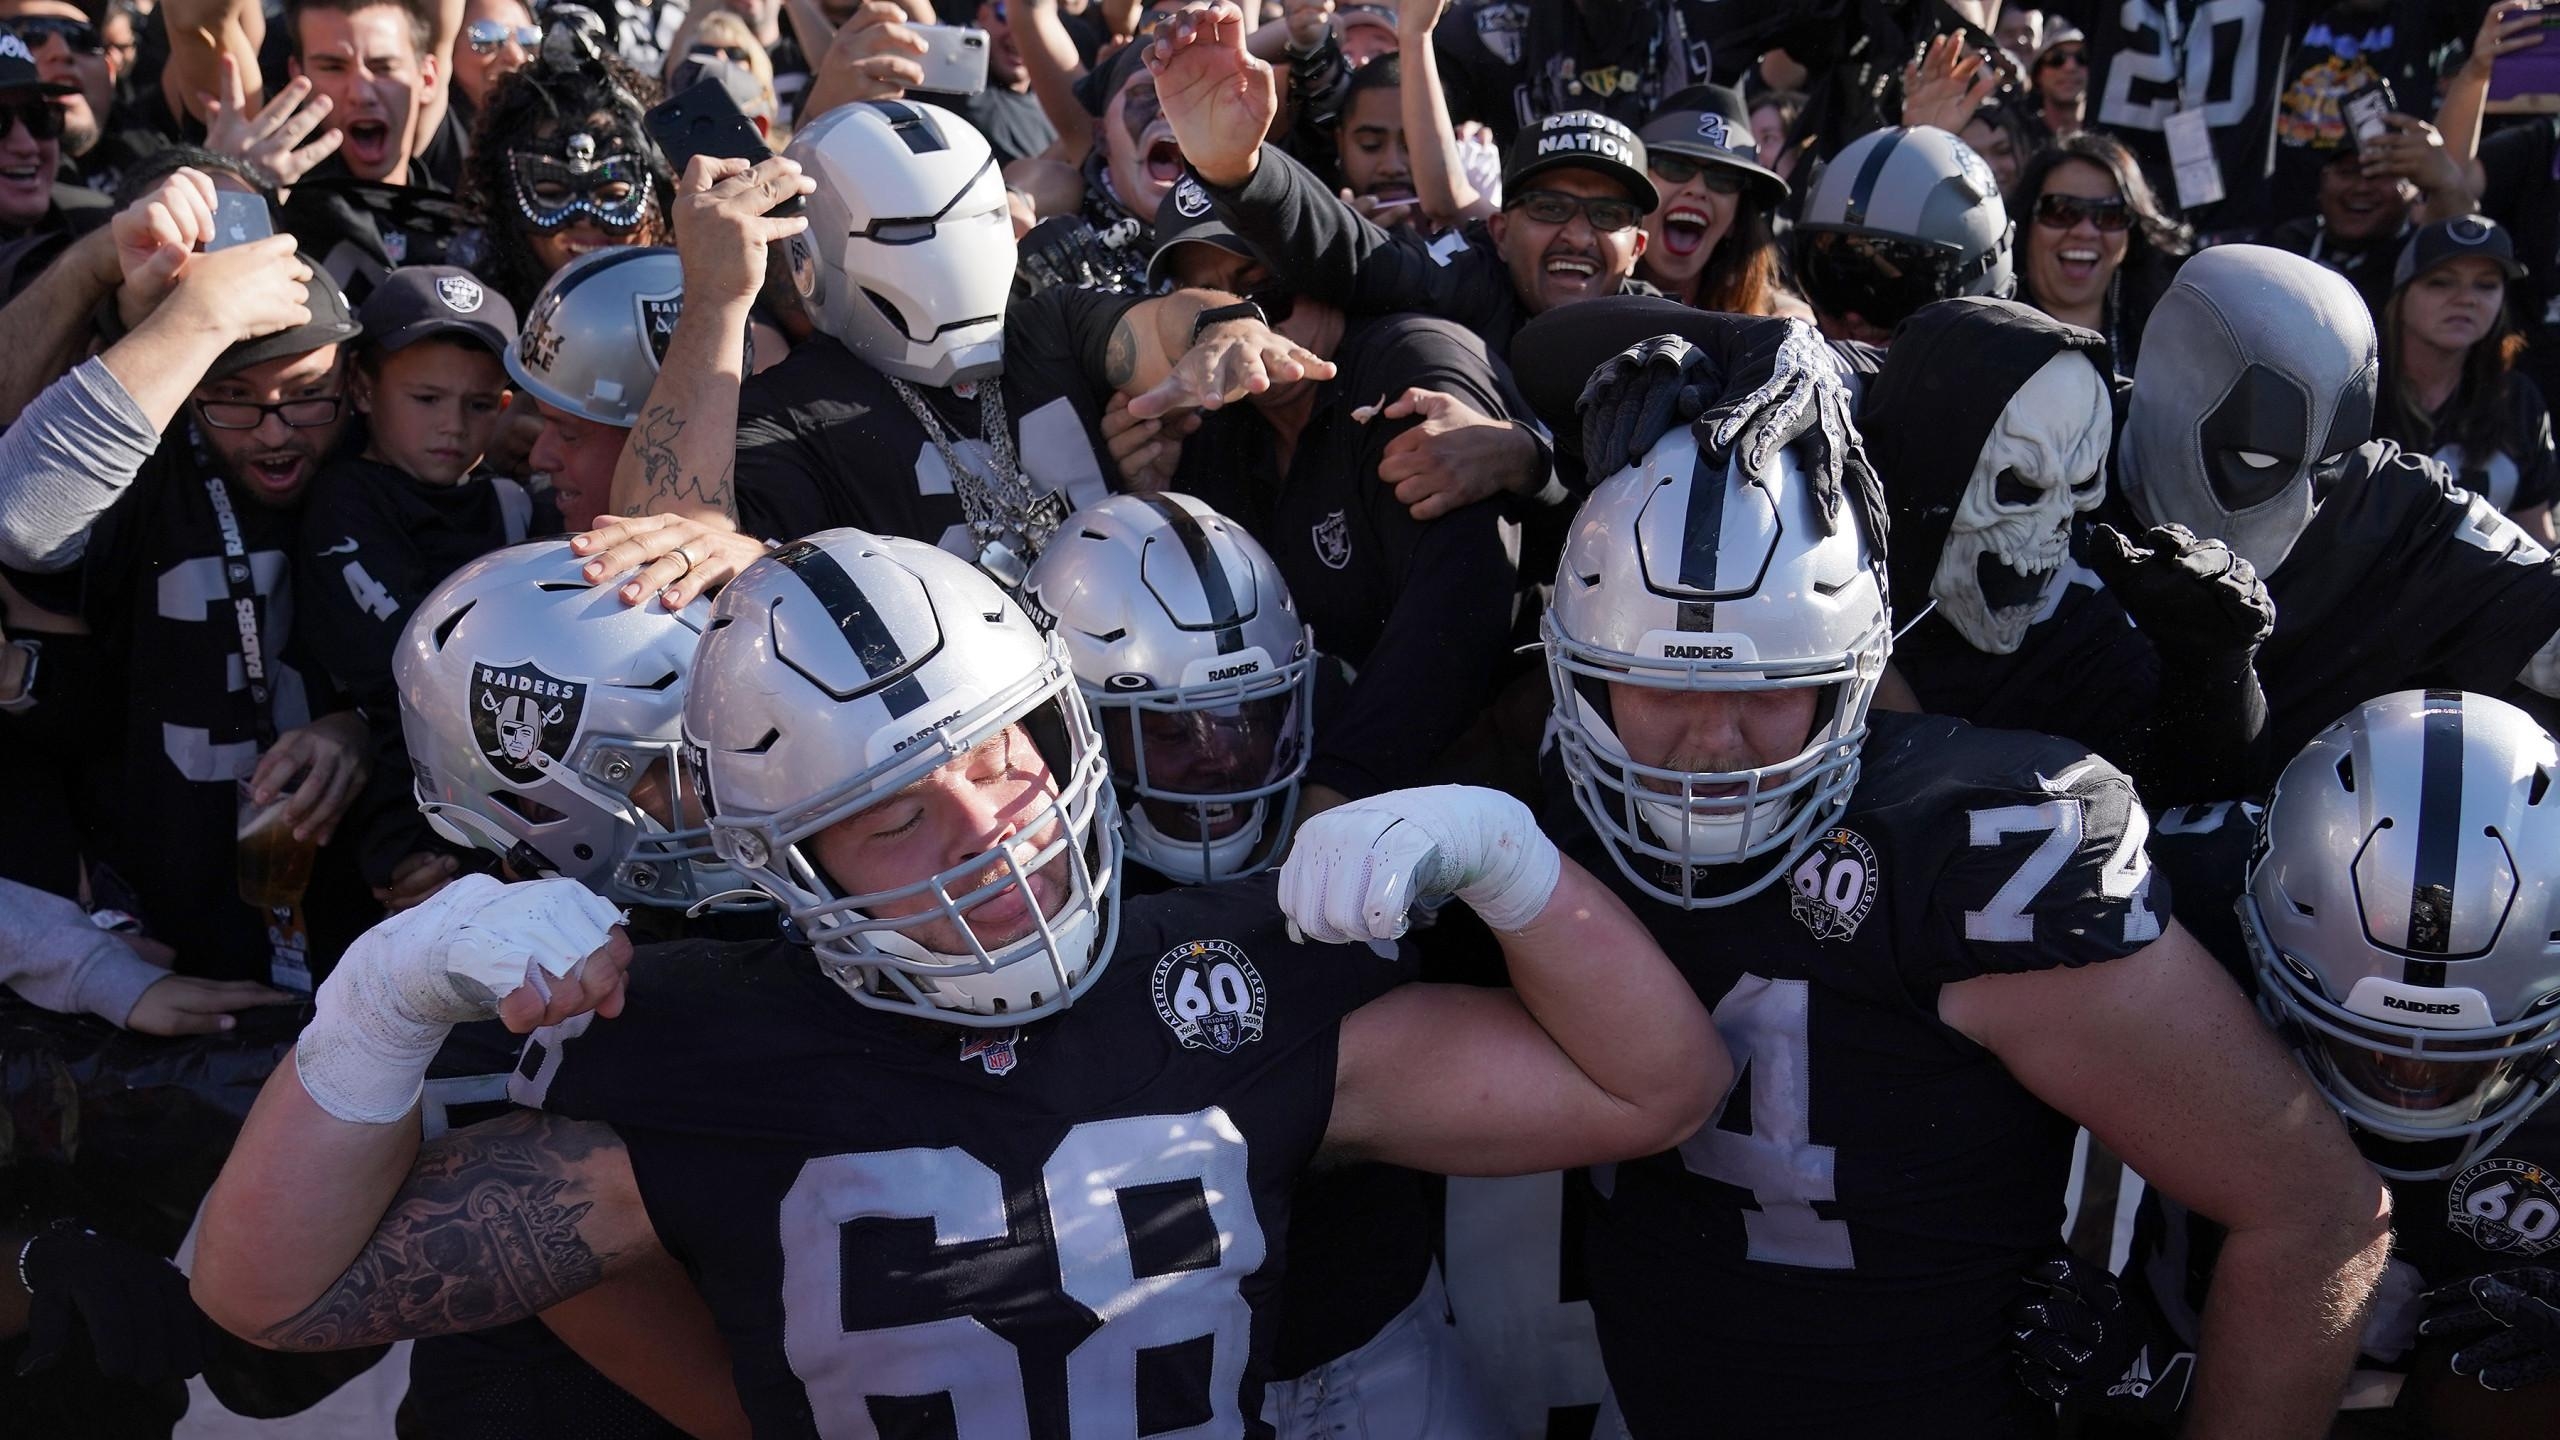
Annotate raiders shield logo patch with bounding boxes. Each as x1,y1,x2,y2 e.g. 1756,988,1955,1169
1471,0,1526,65
1152,939,1267,1054
1312,509,1352,570
1172,175,1213,219
638,288,684,367
435,274,485,313
470,662,589,784
1787,827,1880,942
959,1027,1024,1076
2445,1157,2560,1256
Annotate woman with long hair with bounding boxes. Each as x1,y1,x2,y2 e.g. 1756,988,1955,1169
2379,216,2559,540
2011,131,2189,368
1631,85,1787,315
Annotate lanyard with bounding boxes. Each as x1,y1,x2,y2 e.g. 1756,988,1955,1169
199,468,279,747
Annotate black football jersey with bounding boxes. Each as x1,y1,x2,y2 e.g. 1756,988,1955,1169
1561,710,2169,1438
510,875,1404,1439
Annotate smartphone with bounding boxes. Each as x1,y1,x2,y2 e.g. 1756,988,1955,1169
2489,8,2560,110
644,77,801,218
911,23,990,97
2341,78,2396,150
207,190,274,250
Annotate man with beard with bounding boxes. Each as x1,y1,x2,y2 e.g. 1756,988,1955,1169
0,168,375,984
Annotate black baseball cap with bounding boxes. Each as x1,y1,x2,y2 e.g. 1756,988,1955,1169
357,266,519,359
0,31,75,95
1148,173,1253,285
2394,214,2528,291
1639,85,1787,205
1503,110,1659,213
207,258,363,382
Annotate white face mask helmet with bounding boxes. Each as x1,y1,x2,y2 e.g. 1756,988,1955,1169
1544,430,1892,908
782,99,1016,388
1931,350,2112,654
684,529,1121,1026
1024,493,1316,885
2244,689,2560,1181
394,541,749,909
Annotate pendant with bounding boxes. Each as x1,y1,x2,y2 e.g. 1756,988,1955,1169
979,538,1028,589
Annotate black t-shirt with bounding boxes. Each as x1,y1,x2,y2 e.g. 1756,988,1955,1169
511,874,1406,1440
279,160,476,308
2262,3,2467,224
1167,314,1526,801
2,429,350,979
2477,117,2560,401
1428,0,1753,147
1555,709,2168,1438
733,288,1133,555
954,83,1059,169
2377,372,2560,519
2264,213,2404,324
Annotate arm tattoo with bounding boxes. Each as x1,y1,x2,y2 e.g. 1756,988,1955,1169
1104,316,1139,389
632,404,735,515
255,1112,635,1351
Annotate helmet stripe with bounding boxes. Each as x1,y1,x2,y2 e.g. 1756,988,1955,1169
1675,442,1725,631
1841,128,1904,231
770,540,932,717
2405,689,2466,973
1138,494,1247,654
864,98,947,153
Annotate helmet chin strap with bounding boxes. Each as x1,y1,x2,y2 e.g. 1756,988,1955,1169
1124,799,1269,885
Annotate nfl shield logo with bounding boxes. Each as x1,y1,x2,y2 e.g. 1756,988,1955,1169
435,274,485,313
959,1028,1022,1075
469,661,590,784
1312,510,1352,570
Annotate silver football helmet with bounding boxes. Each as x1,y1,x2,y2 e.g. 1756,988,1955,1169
394,541,745,908
783,99,1014,387
505,246,686,429
1024,493,1316,885
1544,429,1891,908
2244,690,2560,1180
685,529,1120,1025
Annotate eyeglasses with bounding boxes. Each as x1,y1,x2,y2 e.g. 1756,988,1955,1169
2033,192,2132,232
685,44,754,68
2037,46,2086,70
1505,189,1644,233
1648,153,1745,194
0,16,102,55
0,98,63,142
466,19,541,53
196,394,346,430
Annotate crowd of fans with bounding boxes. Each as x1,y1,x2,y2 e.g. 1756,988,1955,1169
4,0,2560,1436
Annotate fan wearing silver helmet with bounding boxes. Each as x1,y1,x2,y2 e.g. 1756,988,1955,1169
1532,406,2385,1436
599,98,1335,584
2113,244,2560,786
2017,692,2560,1432
1024,493,1506,1436
194,527,1726,1440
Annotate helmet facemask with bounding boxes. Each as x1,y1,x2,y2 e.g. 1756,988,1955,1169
1091,652,1315,885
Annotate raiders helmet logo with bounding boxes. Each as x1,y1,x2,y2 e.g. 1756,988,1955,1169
637,288,684,368
470,662,589,783
1173,175,1213,219
1471,0,1526,65
1152,939,1267,1054
2444,1157,2560,1257
436,275,485,313
1787,827,1880,942
1312,509,1352,571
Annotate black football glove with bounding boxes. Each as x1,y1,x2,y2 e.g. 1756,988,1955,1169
15,1222,209,1382
1013,215,1140,299
2420,1266,2560,1392
2007,1247,2194,1424
2085,523,2276,658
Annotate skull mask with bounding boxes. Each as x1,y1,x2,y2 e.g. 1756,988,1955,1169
1931,351,2112,654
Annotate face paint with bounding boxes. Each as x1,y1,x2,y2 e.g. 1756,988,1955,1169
509,129,653,233
2121,245,2378,577
1929,352,2113,654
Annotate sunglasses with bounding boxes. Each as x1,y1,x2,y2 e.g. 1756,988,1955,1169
1648,153,1745,194
0,16,101,54
685,44,754,67
2037,46,2086,70
0,98,63,142
2033,192,2132,232
197,394,345,431
1506,189,1644,233
466,19,541,53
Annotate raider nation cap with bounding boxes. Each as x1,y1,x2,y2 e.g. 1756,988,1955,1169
1503,110,1659,213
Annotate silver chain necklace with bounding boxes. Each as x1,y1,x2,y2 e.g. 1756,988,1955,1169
887,377,1064,587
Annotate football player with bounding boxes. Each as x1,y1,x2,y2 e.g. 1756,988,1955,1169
1023,492,1502,1434
1540,415,2390,1437
2020,692,2560,1435
190,527,1726,1437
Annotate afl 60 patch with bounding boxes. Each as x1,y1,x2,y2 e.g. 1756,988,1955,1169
1153,939,1267,1054
1788,827,1880,942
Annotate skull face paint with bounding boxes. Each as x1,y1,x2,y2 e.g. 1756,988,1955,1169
1931,351,2112,654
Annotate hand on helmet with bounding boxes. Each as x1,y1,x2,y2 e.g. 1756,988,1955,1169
14,1222,210,1383
1577,334,1714,482
671,154,814,311
2005,1246,2194,1422
1145,2,1276,189
2087,523,2275,658
574,511,768,609
2421,1266,2560,1392
1279,785,1561,945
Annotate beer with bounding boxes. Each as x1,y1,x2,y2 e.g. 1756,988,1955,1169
236,782,319,909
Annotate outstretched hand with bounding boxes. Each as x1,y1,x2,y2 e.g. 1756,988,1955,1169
1145,2,1277,188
